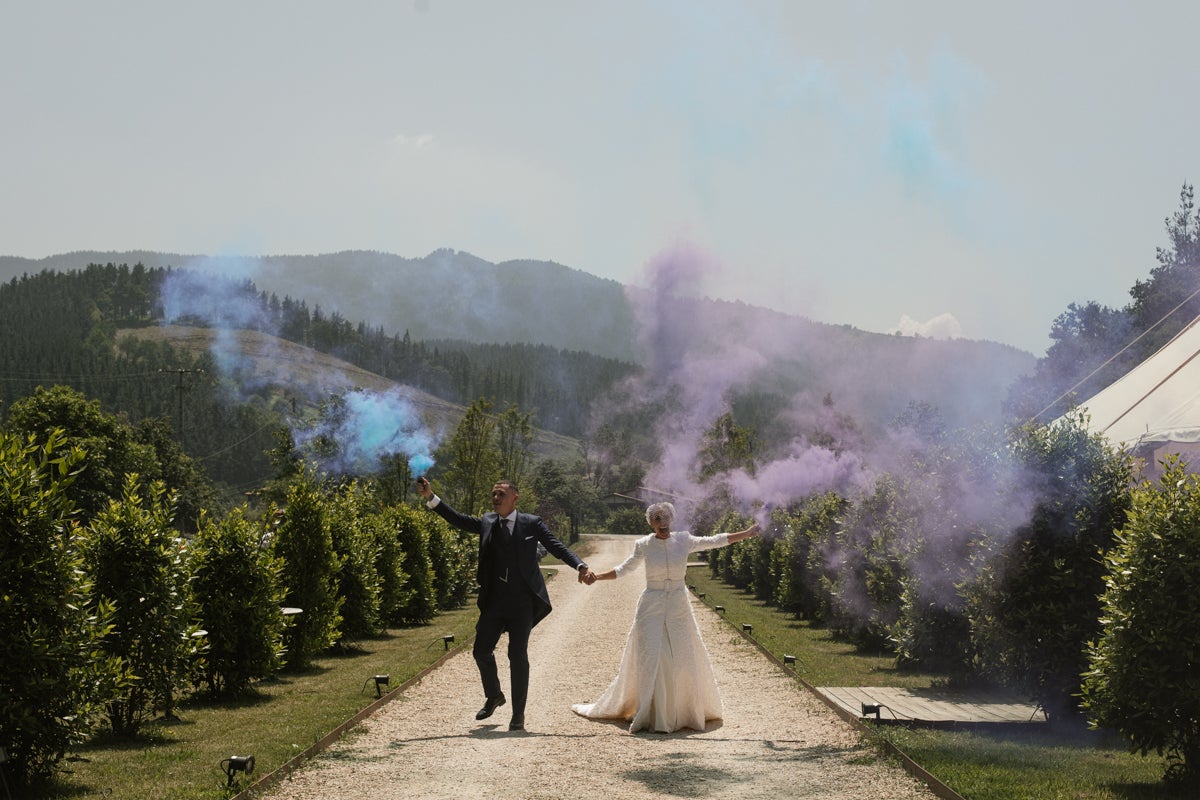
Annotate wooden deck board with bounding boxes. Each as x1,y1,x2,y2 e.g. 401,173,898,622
817,686,1044,725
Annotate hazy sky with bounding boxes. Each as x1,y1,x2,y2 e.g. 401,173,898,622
3,1,1197,355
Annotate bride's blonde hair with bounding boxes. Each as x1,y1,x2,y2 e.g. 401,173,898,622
645,502,675,527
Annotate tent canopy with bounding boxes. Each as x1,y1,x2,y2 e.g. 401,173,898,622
1076,315,1200,448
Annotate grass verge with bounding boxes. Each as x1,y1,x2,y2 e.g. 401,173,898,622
686,567,1189,800
38,559,591,800
37,604,481,800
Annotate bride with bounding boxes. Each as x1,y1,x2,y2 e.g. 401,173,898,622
572,502,760,733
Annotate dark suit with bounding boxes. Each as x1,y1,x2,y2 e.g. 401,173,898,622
430,498,586,718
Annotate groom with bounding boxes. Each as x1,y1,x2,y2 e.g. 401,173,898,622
416,476,595,730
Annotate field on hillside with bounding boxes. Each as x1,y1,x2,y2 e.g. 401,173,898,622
117,325,580,461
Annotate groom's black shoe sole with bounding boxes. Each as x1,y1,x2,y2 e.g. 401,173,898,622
508,715,524,731
476,694,506,720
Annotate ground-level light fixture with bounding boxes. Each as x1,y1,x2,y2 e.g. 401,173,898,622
714,605,725,613
221,754,255,786
742,623,753,634
373,674,390,697
861,703,882,720
783,654,796,666
697,592,705,599
441,634,455,650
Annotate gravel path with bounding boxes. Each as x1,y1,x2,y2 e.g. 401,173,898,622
256,536,935,799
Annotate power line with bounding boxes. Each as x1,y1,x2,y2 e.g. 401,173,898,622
0,370,167,383
198,419,281,462
1029,284,1200,423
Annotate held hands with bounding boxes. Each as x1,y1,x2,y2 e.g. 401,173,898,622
577,566,597,585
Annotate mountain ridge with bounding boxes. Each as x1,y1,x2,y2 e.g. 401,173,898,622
0,249,1037,433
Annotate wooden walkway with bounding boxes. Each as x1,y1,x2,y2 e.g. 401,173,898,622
816,686,1045,726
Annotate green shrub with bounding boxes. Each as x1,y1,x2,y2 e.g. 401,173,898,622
377,503,437,625
826,475,908,650
771,492,847,622
1083,459,1200,782
714,510,755,588
971,414,1132,724
0,431,120,787
271,471,343,666
369,506,414,627
328,483,383,642
606,506,649,537
427,519,476,610
189,507,285,694
82,476,199,734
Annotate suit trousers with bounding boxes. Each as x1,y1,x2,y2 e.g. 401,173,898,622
474,581,536,716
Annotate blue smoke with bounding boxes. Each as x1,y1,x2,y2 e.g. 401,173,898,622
295,388,437,477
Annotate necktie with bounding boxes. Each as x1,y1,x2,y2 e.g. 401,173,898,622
497,518,509,544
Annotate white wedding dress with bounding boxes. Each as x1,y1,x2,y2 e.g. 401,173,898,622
572,530,730,733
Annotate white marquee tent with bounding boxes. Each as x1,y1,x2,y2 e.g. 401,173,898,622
1075,314,1200,477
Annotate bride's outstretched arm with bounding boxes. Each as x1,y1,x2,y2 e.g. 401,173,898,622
725,522,762,544
593,568,618,581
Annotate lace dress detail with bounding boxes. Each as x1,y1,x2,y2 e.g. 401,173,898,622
572,530,730,733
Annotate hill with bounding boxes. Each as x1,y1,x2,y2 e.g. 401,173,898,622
1,250,1038,434
115,324,580,462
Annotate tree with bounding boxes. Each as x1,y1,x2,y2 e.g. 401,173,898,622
971,413,1132,724
697,412,757,481
530,458,601,543
824,474,909,650
426,519,476,610
271,470,343,667
374,504,437,626
82,476,199,734
189,507,285,694
1007,183,1200,422
771,491,848,622
1083,459,1200,783
438,397,500,512
0,430,120,787
133,416,219,534
1129,183,1200,350
5,385,159,520
1004,301,1134,421
327,482,383,642
496,404,534,490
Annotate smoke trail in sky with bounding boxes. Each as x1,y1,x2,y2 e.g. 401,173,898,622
160,267,277,388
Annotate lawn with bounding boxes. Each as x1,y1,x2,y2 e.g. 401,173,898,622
685,567,1189,800
29,549,1187,800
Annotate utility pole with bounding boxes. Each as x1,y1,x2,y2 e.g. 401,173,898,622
160,369,204,450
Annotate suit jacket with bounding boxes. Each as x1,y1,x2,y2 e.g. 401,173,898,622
430,500,585,627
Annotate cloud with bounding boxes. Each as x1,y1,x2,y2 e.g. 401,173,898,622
891,312,963,340
393,133,435,149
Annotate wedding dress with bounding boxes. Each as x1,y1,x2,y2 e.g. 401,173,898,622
572,530,730,733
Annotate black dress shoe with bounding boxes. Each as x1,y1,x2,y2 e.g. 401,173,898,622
508,715,524,731
476,694,506,720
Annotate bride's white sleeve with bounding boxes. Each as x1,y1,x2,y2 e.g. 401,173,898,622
687,531,730,553
612,538,646,578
